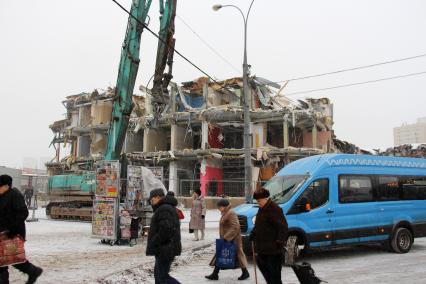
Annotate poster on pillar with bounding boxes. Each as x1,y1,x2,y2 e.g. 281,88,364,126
95,160,120,198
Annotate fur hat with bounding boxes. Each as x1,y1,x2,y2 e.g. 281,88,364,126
216,198,230,208
253,188,270,200
149,188,165,200
0,175,12,187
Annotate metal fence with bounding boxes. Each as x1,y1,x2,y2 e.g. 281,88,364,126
179,179,254,197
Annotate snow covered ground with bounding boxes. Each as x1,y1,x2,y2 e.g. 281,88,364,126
101,239,426,284
9,208,221,284
8,208,426,283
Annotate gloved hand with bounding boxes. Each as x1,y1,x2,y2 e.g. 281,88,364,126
0,230,10,241
201,215,205,219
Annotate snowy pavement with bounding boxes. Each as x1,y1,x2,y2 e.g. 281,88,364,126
9,208,221,284
169,240,426,284
103,239,426,284
8,208,426,283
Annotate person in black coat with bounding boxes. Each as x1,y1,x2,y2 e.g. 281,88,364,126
250,188,288,284
146,188,181,284
0,175,43,284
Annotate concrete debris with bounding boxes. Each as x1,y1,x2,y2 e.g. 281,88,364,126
379,143,426,158
47,75,348,195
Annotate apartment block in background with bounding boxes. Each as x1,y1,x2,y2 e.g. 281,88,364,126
394,117,426,146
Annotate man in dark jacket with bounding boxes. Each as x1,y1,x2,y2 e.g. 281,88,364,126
146,189,181,284
250,188,288,284
0,175,43,284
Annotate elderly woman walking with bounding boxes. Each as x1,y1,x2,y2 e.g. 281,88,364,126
205,198,250,281
189,188,206,241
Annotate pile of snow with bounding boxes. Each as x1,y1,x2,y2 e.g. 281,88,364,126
99,245,214,284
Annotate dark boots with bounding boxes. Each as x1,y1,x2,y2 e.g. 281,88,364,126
0,262,42,284
0,268,10,284
205,267,249,281
205,267,220,280
238,268,250,280
26,265,43,284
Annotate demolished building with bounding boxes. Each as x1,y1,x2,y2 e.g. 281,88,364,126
47,76,337,198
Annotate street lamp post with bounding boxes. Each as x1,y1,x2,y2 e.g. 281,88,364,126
213,0,255,203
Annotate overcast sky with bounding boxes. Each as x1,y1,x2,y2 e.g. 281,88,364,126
1,0,426,168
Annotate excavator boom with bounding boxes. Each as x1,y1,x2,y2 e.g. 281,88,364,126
105,0,153,160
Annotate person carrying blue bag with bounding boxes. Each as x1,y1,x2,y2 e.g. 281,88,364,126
205,198,250,281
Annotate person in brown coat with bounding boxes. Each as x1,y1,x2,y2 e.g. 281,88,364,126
205,198,250,281
189,188,206,241
250,188,288,284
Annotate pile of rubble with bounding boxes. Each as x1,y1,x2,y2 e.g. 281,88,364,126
379,144,426,158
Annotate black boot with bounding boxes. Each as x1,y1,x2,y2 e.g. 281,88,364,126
26,265,43,284
238,268,250,280
205,267,220,280
0,268,9,284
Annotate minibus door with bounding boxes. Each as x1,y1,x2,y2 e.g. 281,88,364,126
287,177,333,247
333,175,380,245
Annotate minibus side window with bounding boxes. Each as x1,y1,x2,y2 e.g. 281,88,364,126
339,175,373,203
289,179,329,213
376,176,400,201
400,176,426,200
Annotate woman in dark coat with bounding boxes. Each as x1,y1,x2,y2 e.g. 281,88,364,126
0,175,43,284
205,198,249,281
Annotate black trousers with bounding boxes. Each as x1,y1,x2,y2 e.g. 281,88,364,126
154,256,180,284
256,254,283,284
0,261,36,284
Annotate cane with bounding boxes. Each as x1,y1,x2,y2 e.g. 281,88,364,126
251,241,259,284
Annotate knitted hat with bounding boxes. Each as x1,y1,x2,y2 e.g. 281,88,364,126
0,175,12,187
149,188,165,200
216,198,230,208
253,188,270,200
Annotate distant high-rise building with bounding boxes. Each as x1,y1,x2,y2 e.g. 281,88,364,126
394,117,426,146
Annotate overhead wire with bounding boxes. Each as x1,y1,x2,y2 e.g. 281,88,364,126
175,14,240,73
284,71,426,96
275,53,426,83
111,0,228,89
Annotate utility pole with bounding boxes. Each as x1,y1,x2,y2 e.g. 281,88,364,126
213,0,255,203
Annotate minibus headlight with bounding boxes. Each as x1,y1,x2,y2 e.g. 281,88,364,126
252,216,256,224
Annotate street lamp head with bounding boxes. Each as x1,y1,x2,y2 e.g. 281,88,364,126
212,4,222,11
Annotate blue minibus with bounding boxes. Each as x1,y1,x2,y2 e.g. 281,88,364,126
235,154,426,263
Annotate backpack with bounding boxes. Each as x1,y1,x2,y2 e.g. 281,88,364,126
291,262,326,284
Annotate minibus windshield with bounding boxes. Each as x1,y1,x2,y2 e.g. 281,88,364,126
260,175,308,204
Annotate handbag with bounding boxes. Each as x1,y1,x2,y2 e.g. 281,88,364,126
215,239,237,269
0,235,26,267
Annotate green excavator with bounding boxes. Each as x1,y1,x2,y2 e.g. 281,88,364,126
46,0,177,220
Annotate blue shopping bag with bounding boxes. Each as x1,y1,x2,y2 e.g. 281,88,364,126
215,239,237,269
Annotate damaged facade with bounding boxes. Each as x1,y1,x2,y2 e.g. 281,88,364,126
47,76,338,198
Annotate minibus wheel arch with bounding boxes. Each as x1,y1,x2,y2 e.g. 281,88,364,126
287,230,307,247
392,221,414,237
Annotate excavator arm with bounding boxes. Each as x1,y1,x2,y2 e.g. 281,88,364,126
151,0,177,112
105,0,177,160
105,0,153,160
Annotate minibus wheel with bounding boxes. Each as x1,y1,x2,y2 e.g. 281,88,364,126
391,227,413,253
285,235,300,266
